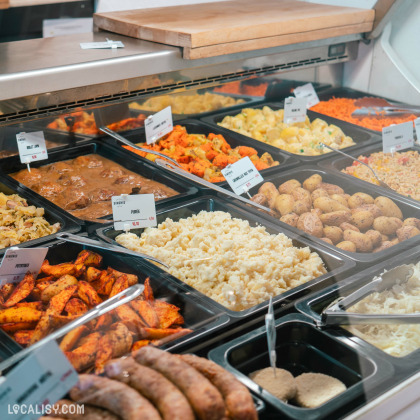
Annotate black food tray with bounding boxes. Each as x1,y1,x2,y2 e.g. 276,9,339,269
295,245,420,372
234,165,420,264
263,79,331,101
102,119,300,188
202,102,380,163
0,237,230,359
96,195,355,319
0,177,81,258
0,123,91,159
208,313,394,420
128,87,264,121
1,142,199,225
319,142,420,208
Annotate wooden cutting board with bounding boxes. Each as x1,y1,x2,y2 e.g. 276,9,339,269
94,0,374,59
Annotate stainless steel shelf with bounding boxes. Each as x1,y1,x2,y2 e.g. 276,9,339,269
0,30,360,122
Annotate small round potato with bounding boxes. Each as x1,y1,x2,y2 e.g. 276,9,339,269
302,174,322,192
374,196,403,219
373,216,403,235
351,211,374,231
278,179,301,195
297,212,324,237
311,188,329,201
396,225,420,242
320,210,351,226
351,204,383,219
258,182,279,209
403,218,420,229
319,182,344,195
343,230,373,252
292,188,312,206
330,194,349,208
251,193,267,206
321,237,334,245
274,194,295,216
365,230,382,248
336,241,356,252
293,200,311,215
347,192,374,209
340,222,359,232
373,241,393,253
280,213,299,227
314,197,348,213
323,226,343,244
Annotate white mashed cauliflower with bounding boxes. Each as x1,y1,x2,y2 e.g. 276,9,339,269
345,262,420,357
115,211,326,311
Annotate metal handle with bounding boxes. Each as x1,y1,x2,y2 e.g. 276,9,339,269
0,284,144,372
154,158,274,214
56,233,169,269
99,126,181,167
321,311,420,325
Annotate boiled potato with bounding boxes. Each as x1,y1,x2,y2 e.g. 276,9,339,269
278,179,301,194
273,194,295,216
373,216,403,235
396,225,420,241
311,208,323,217
293,200,311,215
303,174,322,192
321,237,334,245
343,230,373,252
403,218,420,229
323,226,343,244
347,192,374,209
320,210,351,226
336,241,357,252
258,182,279,209
319,182,344,195
365,230,382,248
374,196,403,219
340,222,359,232
297,212,324,237
373,241,393,253
251,193,268,206
280,213,299,227
330,194,349,208
292,188,312,205
314,197,348,213
351,210,374,231
311,188,329,201
351,204,383,219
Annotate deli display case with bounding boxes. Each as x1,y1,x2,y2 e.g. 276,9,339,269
0,1,419,419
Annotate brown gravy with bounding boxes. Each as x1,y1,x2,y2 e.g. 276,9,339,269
11,154,178,219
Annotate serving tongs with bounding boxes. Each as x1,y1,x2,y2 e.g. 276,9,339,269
154,158,273,214
99,126,181,167
321,264,419,326
56,232,169,269
319,142,392,190
351,105,420,119
0,283,144,372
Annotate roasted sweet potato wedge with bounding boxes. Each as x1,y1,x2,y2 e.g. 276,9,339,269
131,300,159,328
85,267,102,283
64,298,88,317
115,304,146,333
109,274,129,298
131,339,150,352
152,300,184,329
3,273,35,307
77,281,102,307
95,272,116,296
41,261,76,278
14,330,35,346
41,275,78,303
74,250,103,267
0,307,43,324
59,325,90,352
15,301,43,311
1,321,38,333
65,332,101,372
48,285,78,315
107,267,138,287
94,313,113,331
138,327,191,340
143,278,154,301
0,283,15,300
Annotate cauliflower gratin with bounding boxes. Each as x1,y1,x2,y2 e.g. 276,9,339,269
218,106,356,156
345,261,420,357
115,211,326,311
130,92,245,115
0,192,60,249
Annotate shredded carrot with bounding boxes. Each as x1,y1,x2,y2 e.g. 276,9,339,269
123,125,279,182
310,97,417,131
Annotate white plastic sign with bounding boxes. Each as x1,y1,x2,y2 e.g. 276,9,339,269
0,247,48,285
414,117,420,142
16,132,48,164
382,121,414,153
112,194,157,231
80,39,124,49
0,341,78,420
221,156,263,195
145,106,173,145
283,97,307,123
293,83,320,108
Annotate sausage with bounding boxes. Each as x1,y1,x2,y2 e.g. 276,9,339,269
105,357,194,420
133,346,225,420
69,374,161,420
49,399,119,420
181,354,257,420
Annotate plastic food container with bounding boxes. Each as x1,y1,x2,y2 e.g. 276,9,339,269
319,143,420,207
0,177,81,257
102,119,300,187
236,165,420,264
295,245,420,371
202,102,380,163
1,142,199,225
0,237,230,365
208,313,394,420
95,195,355,319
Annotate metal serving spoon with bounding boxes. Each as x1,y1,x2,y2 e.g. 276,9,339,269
319,143,392,190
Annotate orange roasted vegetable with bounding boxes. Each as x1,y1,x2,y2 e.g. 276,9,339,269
48,285,78,315
65,332,101,372
1,321,38,333
109,274,129,298
131,300,159,328
14,330,35,346
40,274,78,303
3,273,35,307
0,307,43,324
59,325,90,352
74,250,103,267
64,298,88,316
153,300,185,329
0,283,15,300
138,327,192,340
77,281,102,307
95,272,116,296
41,261,76,278
115,304,146,334
85,267,102,283
107,268,138,287
143,278,154,302
15,302,43,311
131,340,150,352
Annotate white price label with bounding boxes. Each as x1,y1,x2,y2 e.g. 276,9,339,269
112,194,157,231
0,341,78,420
283,96,307,123
414,118,420,142
145,106,173,145
221,156,263,195
382,121,414,153
293,83,320,108
0,248,48,285
80,39,124,49
16,132,48,164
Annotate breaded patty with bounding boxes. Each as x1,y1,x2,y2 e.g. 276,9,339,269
249,367,296,401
